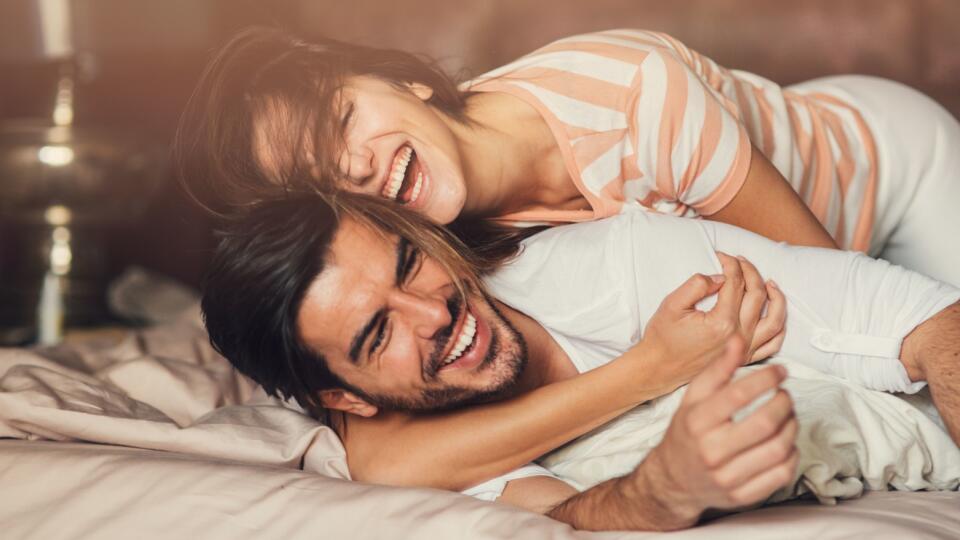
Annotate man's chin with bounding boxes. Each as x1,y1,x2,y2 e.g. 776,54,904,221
370,361,527,414
364,322,527,413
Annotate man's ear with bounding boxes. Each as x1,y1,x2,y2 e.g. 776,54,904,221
319,389,379,418
405,82,434,102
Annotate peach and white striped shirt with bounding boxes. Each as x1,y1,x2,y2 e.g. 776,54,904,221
468,29,878,251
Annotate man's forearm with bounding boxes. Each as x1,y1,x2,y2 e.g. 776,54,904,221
546,457,700,532
903,301,960,443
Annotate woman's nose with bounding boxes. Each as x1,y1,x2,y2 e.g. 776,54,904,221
340,147,376,185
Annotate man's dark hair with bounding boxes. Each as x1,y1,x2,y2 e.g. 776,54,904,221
202,194,345,416
201,190,512,417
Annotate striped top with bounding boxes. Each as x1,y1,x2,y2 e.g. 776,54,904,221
467,29,878,251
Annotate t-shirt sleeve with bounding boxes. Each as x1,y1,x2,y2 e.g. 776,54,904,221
461,463,560,502
630,40,752,216
700,217,960,393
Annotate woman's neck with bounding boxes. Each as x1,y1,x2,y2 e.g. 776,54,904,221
448,91,584,219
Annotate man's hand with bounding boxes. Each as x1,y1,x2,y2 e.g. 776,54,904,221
520,337,797,532
631,337,798,528
637,253,786,395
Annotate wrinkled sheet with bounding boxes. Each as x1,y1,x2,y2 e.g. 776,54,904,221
0,311,348,479
2,441,959,539
1,311,959,538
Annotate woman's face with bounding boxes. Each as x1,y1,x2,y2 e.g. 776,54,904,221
333,76,468,224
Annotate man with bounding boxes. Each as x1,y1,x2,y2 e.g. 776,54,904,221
202,193,960,532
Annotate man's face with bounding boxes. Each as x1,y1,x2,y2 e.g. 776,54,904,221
297,216,526,413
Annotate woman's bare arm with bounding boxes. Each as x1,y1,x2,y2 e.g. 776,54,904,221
340,338,673,490
707,145,838,249
339,256,786,491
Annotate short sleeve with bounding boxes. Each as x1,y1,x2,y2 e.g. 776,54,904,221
461,463,559,502
630,41,752,216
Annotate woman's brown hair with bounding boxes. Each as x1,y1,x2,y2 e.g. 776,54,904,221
173,26,472,216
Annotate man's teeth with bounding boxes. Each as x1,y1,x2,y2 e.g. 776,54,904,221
383,146,413,201
441,313,477,367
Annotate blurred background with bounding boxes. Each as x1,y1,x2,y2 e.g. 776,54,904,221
1,0,959,344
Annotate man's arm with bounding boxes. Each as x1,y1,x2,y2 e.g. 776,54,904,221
497,338,798,532
901,301,960,444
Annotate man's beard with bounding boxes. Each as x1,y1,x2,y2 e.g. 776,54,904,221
340,295,528,413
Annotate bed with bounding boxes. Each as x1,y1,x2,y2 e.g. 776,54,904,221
1,309,958,539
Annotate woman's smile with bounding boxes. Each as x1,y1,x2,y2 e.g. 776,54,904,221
381,144,428,206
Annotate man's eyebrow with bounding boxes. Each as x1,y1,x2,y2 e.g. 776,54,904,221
347,237,409,365
395,237,411,283
349,308,386,365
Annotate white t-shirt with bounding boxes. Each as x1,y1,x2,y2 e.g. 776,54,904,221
463,211,960,500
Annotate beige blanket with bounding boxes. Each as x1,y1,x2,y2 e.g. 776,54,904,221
0,311,347,479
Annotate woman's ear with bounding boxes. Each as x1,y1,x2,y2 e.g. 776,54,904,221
319,389,379,417
406,82,434,102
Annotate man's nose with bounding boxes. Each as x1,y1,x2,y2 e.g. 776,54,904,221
390,291,452,339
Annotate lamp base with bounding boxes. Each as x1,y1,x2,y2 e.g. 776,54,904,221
0,220,114,345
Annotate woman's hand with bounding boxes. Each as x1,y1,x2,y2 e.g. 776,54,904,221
728,253,786,362
629,253,786,395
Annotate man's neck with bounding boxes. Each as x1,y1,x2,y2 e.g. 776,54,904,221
496,300,580,393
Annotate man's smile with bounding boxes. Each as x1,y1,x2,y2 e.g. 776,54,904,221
424,296,493,378
438,306,490,373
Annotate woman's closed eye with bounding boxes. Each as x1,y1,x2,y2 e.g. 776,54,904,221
336,103,377,187
340,102,355,132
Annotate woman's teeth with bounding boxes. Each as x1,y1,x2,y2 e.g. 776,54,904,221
383,146,412,200
410,171,423,202
441,313,477,367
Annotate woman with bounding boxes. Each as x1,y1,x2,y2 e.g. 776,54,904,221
176,27,960,287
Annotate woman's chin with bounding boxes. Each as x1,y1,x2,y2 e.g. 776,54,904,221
417,184,466,224
424,203,459,225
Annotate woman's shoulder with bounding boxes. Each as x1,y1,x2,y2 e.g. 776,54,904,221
534,29,685,56
470,29,686,86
